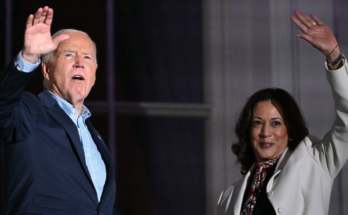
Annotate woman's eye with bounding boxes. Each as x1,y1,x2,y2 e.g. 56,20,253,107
272,121,281,126
252,121,262,126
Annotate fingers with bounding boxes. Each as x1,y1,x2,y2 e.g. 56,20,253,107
291,10,324,34
294,11,313,28
290,15,308,33
26,6,53,27
303,13,317,26
53,34,70,47
296,33,314,44
39,6,49,23
44,8,54,25
32,8,43,25
310,14,324,25
26,14,34,29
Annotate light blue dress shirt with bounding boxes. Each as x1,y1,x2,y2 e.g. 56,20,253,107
14,52,107,202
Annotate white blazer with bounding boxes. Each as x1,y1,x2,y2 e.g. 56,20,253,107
217,61,348,215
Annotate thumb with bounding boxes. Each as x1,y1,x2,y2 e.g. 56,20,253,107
296,34,314,45
52,34,70,47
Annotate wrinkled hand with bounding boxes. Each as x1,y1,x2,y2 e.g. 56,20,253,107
290,11,339,62
22,6,69,63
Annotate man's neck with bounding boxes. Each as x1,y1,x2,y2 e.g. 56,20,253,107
47,88,84,116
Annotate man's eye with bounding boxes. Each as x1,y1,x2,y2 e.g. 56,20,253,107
84,56,91,59
65,54,72,57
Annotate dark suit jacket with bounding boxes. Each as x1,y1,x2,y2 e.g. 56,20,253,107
0,61,118,215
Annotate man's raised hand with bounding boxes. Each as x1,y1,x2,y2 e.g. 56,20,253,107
22,6,69,63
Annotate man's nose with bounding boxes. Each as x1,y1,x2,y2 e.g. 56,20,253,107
73,56,85,68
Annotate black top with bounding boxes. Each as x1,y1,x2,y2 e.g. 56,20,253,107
242,164,277,215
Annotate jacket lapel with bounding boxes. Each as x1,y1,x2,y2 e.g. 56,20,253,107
222,148,293,214
266,148,292,192
38,91,93,184
234,165,254,214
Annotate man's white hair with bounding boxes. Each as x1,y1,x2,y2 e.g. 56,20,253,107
42,29,97,88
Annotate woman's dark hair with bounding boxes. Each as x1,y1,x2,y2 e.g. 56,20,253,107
232,88,309,175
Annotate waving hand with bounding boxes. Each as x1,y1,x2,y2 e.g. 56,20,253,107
22,6,69,63
290,11,340,64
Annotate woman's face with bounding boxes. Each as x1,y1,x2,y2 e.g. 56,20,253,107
250,100,289,164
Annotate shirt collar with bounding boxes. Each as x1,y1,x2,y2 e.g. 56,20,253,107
47,90,91,123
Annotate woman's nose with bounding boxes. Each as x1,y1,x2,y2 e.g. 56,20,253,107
260,124,271,137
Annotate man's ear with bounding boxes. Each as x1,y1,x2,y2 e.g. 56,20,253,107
41,61,50,80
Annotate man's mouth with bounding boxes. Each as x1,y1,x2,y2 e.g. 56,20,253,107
72,75,84,80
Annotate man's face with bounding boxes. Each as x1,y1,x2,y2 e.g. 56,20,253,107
43,32,97,106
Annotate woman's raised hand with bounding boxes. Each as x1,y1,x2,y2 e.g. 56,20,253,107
290,11,340,63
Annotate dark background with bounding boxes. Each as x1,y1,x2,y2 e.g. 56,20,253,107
1,1,206,215
4,1,348,215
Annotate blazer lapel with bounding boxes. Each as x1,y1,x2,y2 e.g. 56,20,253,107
38,91,93,184
234,165,254,214
266,148,292,192
222,148,293,214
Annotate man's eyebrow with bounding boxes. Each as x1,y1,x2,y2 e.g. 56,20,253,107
82,52,93,55
62,49,93,56
63,49,75,53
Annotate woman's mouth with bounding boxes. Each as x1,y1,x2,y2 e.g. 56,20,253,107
260,142,273,148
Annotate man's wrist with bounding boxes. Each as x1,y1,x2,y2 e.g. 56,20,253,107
21,50,41,64
15,51,41,73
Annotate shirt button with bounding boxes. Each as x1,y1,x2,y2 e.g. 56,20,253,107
267,191,273,197
16,66,21,71
278,207,284,214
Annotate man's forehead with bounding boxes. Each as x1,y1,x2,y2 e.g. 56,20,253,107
57,36,95,54
59,32,93,45
58,39,94,48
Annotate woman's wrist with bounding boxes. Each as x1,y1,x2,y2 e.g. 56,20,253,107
327,50,344,70
326,46,341,63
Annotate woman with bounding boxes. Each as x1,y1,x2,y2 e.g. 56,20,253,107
217,11,348,215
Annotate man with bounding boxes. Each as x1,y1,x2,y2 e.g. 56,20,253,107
0,6,119,215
